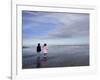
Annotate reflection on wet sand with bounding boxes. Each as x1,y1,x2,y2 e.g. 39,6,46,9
36,56,48,68
23,45,89,69
41,57,48,68
36,56,41,68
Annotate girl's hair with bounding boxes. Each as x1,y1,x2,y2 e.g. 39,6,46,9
44,43,47,46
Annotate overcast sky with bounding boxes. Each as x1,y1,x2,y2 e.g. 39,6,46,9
22,10,89,46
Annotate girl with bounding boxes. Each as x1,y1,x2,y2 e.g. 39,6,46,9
42,43,48,58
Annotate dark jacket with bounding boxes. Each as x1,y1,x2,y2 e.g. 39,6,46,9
37,46,41,52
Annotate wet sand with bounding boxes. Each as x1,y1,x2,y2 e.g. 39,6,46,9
22,45,89,69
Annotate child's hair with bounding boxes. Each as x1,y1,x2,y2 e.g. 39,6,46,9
44,43,47,46
38,43,40,46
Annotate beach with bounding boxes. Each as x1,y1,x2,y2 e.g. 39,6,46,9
22,45,89,69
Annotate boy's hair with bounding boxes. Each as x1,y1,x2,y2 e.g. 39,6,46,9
38,43,40,46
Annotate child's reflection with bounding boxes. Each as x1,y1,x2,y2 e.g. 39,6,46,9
36,56,41,68
41,57,48,68
36,56,48,68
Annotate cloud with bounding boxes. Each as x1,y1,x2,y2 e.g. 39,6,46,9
23,11,89,39
48,13,89,38
22,11,89,46
22,11,64,38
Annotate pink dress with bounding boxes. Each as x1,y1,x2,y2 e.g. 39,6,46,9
42,46,48,54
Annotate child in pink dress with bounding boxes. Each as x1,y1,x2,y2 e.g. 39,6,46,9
42,43,48,58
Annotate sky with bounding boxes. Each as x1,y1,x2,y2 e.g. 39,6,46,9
22,10,89,46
